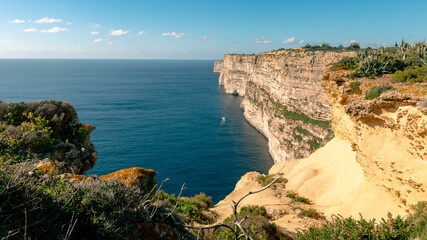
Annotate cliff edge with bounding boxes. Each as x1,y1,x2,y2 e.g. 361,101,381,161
214,49,427,235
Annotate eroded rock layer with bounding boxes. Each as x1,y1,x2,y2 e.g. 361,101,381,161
215,50,355,161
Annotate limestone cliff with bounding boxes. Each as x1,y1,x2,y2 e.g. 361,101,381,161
213,51,427,234
215,50,355,161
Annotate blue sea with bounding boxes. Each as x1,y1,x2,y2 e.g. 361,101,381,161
0,59,273,202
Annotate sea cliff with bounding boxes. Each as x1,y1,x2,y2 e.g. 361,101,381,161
213,49,427,234
215,50,355,161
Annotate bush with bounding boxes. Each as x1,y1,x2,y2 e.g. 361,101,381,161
153,190,214,224
347,42,361,50
0,164,177,240
393,65,427,83
407,201,427,239
364,85,393,100
296,213,413,239
286,193,296,199
257,174,288,187
296,197,310,204
330,57,359,71
297,209,323,219
349,81,362,94
217,206,289,240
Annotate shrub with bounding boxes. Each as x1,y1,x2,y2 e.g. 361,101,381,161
330,57,359,70
407,201,427,239
349,81,362,94
296,213,413,239
364,85,393,100
217,206,288,240
393,65,427,83
0,164,184,239
347,42,361,50
296,197,310,204
286,193,296,199
153,190,214,224
297,209,323,219
257,174,288,187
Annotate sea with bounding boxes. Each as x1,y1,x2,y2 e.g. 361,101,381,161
0,59,273,203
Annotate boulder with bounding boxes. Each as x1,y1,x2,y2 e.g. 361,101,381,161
99,167,157,194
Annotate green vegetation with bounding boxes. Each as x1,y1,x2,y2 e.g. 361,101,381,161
257,174,288,187
0,101,92,165
296,213,413,240
294,134,303,142
332,40,427,80
286,193,296,199
307,139,321,151
330,57,359,71
364,85,394,100
349,81,362,94
296,197,310,204
154,190,214,224
209,206,287,240
407,201,427,239
302,42,360,52
273,101,330,129
297,209,323,220
393,65,427,83
0,164,192,239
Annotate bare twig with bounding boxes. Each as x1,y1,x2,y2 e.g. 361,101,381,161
176,174,283,240
162,183,186,221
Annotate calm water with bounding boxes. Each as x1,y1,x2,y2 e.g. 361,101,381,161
0,59,273,202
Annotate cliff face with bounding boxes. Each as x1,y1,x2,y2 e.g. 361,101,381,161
215,50,355,161
214,52,427,230
269,73,427,218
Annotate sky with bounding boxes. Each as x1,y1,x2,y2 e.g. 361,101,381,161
0,0,426,59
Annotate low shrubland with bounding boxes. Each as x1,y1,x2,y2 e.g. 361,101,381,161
257,174,288,187
364,85,394,100
208,206,287,240
331,40,427,81
0,100,90,165
0,163,192,239
154,190,215,224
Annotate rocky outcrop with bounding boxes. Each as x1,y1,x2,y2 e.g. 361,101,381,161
214,52,427,234
216,50,356,161
213,60,223,73
0,100,97,174
99,167,157,193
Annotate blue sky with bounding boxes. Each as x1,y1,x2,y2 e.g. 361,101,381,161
0,0,426,59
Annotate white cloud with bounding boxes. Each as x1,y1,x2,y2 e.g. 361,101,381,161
282,37,295,44
137,31,147,36
298,40,305,44
161,32,187,38
34,17,62,24
94,38,105,43
66,22,73,25
107,42,113,45
90,31,99,35
254,37,271,44
90,23,101,28
1,39,9,44
110,29,129,36
340,39,358,45
23,28,38,32
10,19,25,23
41,27,68,33
201,30,215,42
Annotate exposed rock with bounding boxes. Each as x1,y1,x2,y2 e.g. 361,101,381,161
216,50,356,161
215,53,427,234
35,158,56,173
213,60,223,73
99,167,157,194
